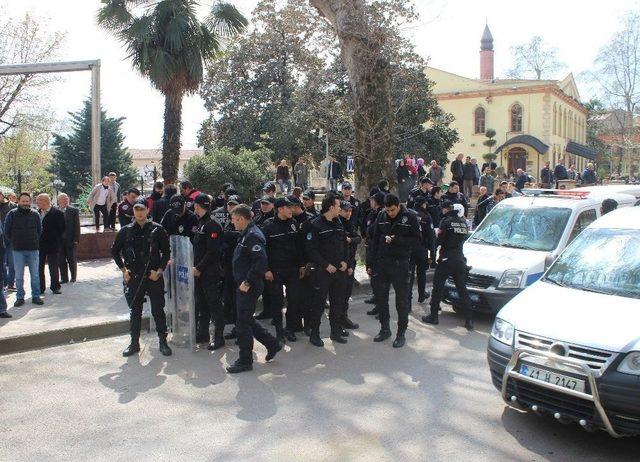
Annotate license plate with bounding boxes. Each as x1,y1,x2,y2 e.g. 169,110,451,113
448,290,480,303
519,363,586,393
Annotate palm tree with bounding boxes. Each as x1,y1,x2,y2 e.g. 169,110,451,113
98,0,248,183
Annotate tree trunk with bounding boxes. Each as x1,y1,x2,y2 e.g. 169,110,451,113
162,92,183,184
309,0,396,200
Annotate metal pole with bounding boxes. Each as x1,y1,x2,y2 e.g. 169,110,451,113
91,62,101,186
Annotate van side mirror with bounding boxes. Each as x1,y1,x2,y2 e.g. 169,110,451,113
544,254,555,270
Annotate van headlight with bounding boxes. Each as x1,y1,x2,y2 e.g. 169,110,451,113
617,352,640,375
491,318,515,346
498,269,525,289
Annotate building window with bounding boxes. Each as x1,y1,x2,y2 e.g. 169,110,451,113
474,106,486,134
510,103,523,132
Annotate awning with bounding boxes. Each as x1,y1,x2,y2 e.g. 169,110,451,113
494,134,549,154
565,141,597,161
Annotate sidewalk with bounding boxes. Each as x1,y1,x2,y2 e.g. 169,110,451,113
0,260,373,355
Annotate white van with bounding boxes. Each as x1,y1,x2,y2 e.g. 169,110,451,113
443,189,637,314
487,207,640,436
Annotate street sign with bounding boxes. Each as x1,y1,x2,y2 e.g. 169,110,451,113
346,156,355,173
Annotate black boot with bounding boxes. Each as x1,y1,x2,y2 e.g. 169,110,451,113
265,340,283,361
343,316,359,329
122,339,140,357
418,291,431,303
393,329,406,348
422,314,439,325
226,359,253,374
224,327,237,340
159,336,172,356
373,328,392,342
366,307,379,316
309,331,324,347
275,326,286,344
207,336,226,351
330,332,348,344
339,329,349,337
284,329,297,342
465,319,474,331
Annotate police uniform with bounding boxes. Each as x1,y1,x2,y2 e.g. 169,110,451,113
221,214,241,333
339,203,362,329
408,198,435,304
367,204,421,346
292,207,315,332
211,205,230,229
262,199,304,342
407,185,431,209
253,196,275,320
117,199,135,227
230,222,280,371
160,195,199,240
111,201,171,356
192,194,225,346
305,214,349,345
184,189,202,212
423,201,474,330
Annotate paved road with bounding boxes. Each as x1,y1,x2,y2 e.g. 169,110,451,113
1,293,638,461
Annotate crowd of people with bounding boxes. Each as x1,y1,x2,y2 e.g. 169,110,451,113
104,169,475,374
0,191,81,318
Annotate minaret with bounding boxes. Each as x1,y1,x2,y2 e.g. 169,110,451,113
480,24,494,80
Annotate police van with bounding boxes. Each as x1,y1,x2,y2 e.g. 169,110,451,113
487,207,640,436
443,187,639,314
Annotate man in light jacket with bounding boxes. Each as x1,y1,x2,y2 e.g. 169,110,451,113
293,158,309,190
87,176,117,231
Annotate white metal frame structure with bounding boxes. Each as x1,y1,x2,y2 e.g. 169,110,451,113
0,60,101,185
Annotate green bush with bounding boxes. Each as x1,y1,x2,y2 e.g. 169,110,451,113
184,146,274,202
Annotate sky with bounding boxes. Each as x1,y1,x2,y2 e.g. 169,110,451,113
4,0,639,150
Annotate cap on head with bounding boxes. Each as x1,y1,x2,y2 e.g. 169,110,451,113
193,193,211,208
227,195,240,206
286,195,302,206
441,199,454,210
340,200,353,210
302,190,315,200
419,177,434,185
133,198,148,209
274,197,293,209
263,181,276,193
261,196,275,205
341,181,352,190
169,195,185,210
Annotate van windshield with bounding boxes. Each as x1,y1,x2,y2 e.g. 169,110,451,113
544,228,640,300
470,205,571,251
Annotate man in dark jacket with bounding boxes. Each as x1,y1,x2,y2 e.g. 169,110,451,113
450,153,465,185
57,193,80,283
3,193,43,305
227,204,282,374
118,188,140,227
462,156,475,198
554,159,568,186
151,185,177,223
540,161,554,188
426,187,443,231
326,155,343,191
0,191,17,291
36,193,65,295
146,181,164,213
366,194,421,348
305,193,350,347
443,182,469,216
407,177,433,209
339,201,362,330
160,195,198,240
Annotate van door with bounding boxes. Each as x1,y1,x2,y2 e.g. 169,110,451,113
567,208,598,245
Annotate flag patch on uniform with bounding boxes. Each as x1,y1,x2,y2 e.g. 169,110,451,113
211,232,219,239
306,232,312,240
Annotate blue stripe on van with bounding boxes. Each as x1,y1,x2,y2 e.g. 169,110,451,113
526,272,544,286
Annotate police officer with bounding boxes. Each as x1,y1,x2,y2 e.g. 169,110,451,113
366,193,421,348
305,193,350,347
302,190,318,217
409,196,434,304
340,182,360,228
221,195,242,339
339,200,361,330
111,198,171,357
117,188,140,227
290,195,314,334
253,196,275,320
191,194,225,347
422,199,474,330
211,191,238,228
262,197,304,343
227,204,282,374
252,182,276,215
407,177,433,209
160,194,198,239
363,191,385,311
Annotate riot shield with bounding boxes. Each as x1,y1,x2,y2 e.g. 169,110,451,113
168,235,196,350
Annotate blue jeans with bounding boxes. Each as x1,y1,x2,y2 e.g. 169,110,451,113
13,250,41,300
5,243,15,286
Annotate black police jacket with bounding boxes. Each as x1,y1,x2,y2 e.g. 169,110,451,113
414,208,435,253
222,220,241,267
294,211,315,264
211,206,230,229
305,215,349,271
262,216,303,272
407,187,429,209
117,199,135,227
444,191,469,215
254,209,274,229
343,195,361,229
193,214,223,273
160,209,198,240
340,216,361,266
367,205,421,268
437,210,469,260
426,194,442,227
232,224,268,287
111,220,170,276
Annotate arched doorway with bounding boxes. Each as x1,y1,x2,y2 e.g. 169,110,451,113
507,147,527,176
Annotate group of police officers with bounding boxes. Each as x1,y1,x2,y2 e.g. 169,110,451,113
111,177,474,374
